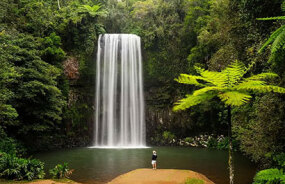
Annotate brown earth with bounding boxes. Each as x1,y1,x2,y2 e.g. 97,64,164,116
108,168,215,184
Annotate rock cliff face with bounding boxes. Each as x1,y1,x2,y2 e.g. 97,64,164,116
144,84,195,145
61,56,95,147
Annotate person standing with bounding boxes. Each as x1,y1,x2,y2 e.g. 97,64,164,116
151,150,157,170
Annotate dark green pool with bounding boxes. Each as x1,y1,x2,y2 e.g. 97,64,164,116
35,147,256,184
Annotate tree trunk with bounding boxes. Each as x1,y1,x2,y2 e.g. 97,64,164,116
57,0,61,10
228,106,234,184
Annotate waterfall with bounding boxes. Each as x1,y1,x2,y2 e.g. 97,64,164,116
93,34,146,148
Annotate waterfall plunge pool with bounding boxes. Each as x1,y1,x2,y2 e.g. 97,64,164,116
34,146,256,184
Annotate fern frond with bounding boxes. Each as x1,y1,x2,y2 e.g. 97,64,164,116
259,25,285,53
245,72,278,81
237,84,285,93
222,60,247,86
175,74,208,87
173,93,215,111
200,70,227,87
218,91,252,106
257,16,285,21
253,168,285,184
236,80,267,88
193,86,223,96
271,28,285,54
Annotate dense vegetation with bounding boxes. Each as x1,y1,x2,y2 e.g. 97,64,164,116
0,0,285,183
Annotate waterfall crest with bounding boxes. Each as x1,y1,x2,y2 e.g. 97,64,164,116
93,34,146,148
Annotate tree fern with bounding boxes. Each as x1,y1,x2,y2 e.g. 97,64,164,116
173,60,285,111
173,60,285,184
79,5,107,17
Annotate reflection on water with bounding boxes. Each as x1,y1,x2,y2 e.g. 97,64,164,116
35,147,256,184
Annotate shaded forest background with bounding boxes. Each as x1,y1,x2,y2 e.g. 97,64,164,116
0,0,284,168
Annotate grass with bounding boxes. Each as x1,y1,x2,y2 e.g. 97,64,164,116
185,178,205,184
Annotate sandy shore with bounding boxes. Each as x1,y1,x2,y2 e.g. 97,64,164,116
108,168,215,184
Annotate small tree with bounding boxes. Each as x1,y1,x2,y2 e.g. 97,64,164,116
173,61,285,184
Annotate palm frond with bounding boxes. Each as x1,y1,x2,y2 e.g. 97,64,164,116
258,25,285,53
175,74,208,87
222,60,247,86
173,93,215,112
218,91,252,106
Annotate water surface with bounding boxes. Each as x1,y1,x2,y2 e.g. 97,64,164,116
35,147,256,184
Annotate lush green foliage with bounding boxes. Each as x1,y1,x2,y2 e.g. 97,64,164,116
49,163,73,179
0,138,26,157
253,169,285,184
0,2,285,182
0,152,45,180
253,153,285,184
0,0,106,150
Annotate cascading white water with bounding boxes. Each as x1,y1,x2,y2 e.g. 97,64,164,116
93,34,146,148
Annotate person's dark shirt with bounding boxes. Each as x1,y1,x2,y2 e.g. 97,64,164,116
152,154,157,160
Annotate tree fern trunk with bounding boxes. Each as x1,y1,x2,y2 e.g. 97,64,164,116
228,105,234,184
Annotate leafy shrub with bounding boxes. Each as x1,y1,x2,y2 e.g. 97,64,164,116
206,137,218,148
273,153,285,169
160,131,177,145
0,137,27,157
253,168,285,184
0,152,45,180
185,178,204,184
41,32,66,65
217,137,229,150
184,137,194,143
49,163,73,179
162,131,176,142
